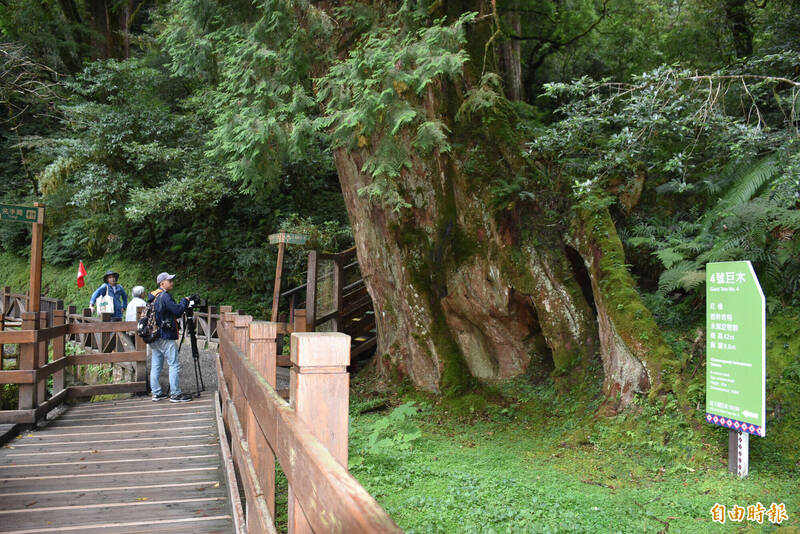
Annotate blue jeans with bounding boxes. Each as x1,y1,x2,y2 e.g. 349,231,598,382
150,338,181,396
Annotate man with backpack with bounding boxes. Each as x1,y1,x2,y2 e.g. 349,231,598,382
147,272,192,403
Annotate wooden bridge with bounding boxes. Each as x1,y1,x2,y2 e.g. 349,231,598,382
0,281,399,532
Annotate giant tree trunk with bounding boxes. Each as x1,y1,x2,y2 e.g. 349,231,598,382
326,2,677,406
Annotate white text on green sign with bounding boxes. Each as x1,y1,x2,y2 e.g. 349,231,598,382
268,232,307,245
705,261,765,437
0,204,42,224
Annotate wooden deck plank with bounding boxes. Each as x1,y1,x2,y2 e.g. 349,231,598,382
40,417,213,430
0,468,223,493
4,434,215,450
0,397,233,534
60,398,215,414
1,516,233,534
55,408,215,422
0,499,231,532
10,425,215,440
0,481,221,510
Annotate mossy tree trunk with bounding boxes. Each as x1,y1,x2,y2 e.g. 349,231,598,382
326,2,678,406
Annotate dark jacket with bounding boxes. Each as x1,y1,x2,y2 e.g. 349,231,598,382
147,289,188,340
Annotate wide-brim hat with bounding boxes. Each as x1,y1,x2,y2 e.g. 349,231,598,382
103,270,119,282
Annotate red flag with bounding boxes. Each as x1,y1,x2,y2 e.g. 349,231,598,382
77,261,87,288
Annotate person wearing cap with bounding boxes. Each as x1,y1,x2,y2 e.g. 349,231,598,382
89,271,128,320
147,272,192,402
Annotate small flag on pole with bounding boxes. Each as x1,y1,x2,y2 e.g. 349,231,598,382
77,261,87,288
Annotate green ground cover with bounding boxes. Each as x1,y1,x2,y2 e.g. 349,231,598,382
348,380,799,533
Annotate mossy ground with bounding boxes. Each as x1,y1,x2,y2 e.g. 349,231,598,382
349,374,799,533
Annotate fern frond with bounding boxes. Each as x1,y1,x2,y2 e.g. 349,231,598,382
653,247,685,269
657,260,701,294
702,155,779,230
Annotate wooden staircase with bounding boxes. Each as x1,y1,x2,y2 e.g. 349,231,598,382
281,247,377,360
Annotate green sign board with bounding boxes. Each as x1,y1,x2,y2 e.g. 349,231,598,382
268,232,307,245
0,204,42,224
705,261,765,437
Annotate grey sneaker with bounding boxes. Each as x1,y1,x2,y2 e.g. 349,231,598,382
169,393,192,403
152,393,168,402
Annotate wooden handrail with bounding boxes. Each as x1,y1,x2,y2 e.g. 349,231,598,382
216,313,401,533
0,310,149,425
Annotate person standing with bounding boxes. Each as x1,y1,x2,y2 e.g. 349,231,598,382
125,286,147,322
148,272,192,402
90,271,128,321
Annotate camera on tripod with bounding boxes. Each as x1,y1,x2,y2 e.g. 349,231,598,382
185,294,203,312
179,294,206,397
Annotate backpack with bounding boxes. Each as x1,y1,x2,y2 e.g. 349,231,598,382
137,290,163,344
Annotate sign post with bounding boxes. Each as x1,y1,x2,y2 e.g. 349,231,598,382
0,202,45,312
267,231,307,323
705,261,765,478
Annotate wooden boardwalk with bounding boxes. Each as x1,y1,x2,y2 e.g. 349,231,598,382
0,395,233,533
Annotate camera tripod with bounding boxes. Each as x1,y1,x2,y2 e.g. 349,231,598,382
178,305,205,397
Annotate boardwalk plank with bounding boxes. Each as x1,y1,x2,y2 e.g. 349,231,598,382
0,397,233,534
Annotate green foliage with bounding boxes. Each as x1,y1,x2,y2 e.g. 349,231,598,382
530,59,800,305
319,10,474,211
158,0,333,190
365,401,423,453
348,378,800,533
350,401,424,466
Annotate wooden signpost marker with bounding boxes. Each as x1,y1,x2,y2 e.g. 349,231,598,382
1,202,45,422
0,202,45,313
268,231,307,323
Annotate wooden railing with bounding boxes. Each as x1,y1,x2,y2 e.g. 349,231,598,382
281,247,377,359
0,311,147,424
1,286,64,326
216,307,401,533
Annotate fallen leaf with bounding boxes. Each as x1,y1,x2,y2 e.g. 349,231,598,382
136,497,149,501
213,482,220,488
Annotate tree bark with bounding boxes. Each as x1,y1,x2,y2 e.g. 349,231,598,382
497,2,524,101
324,1,677,405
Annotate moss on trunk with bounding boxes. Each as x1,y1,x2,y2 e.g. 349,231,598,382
569,207,681,409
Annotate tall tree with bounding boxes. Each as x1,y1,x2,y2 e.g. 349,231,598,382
161,0,677,409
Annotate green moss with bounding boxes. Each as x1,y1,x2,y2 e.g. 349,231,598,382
764,307,800,464
579,208,680,398
439,392,488,418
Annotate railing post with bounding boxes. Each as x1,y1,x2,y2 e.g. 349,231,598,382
207,305,217,342
36,312,47,404
219,305,234,332
52,310,66,395
18,312,40,423
247,321,278,518
288,332,351,534
0,312,5,371
232,315,252,421
333,256,344,331
79,307,89,349
1,286,9,316
101,311,112,352
305,251,317,332
135,306,147,392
